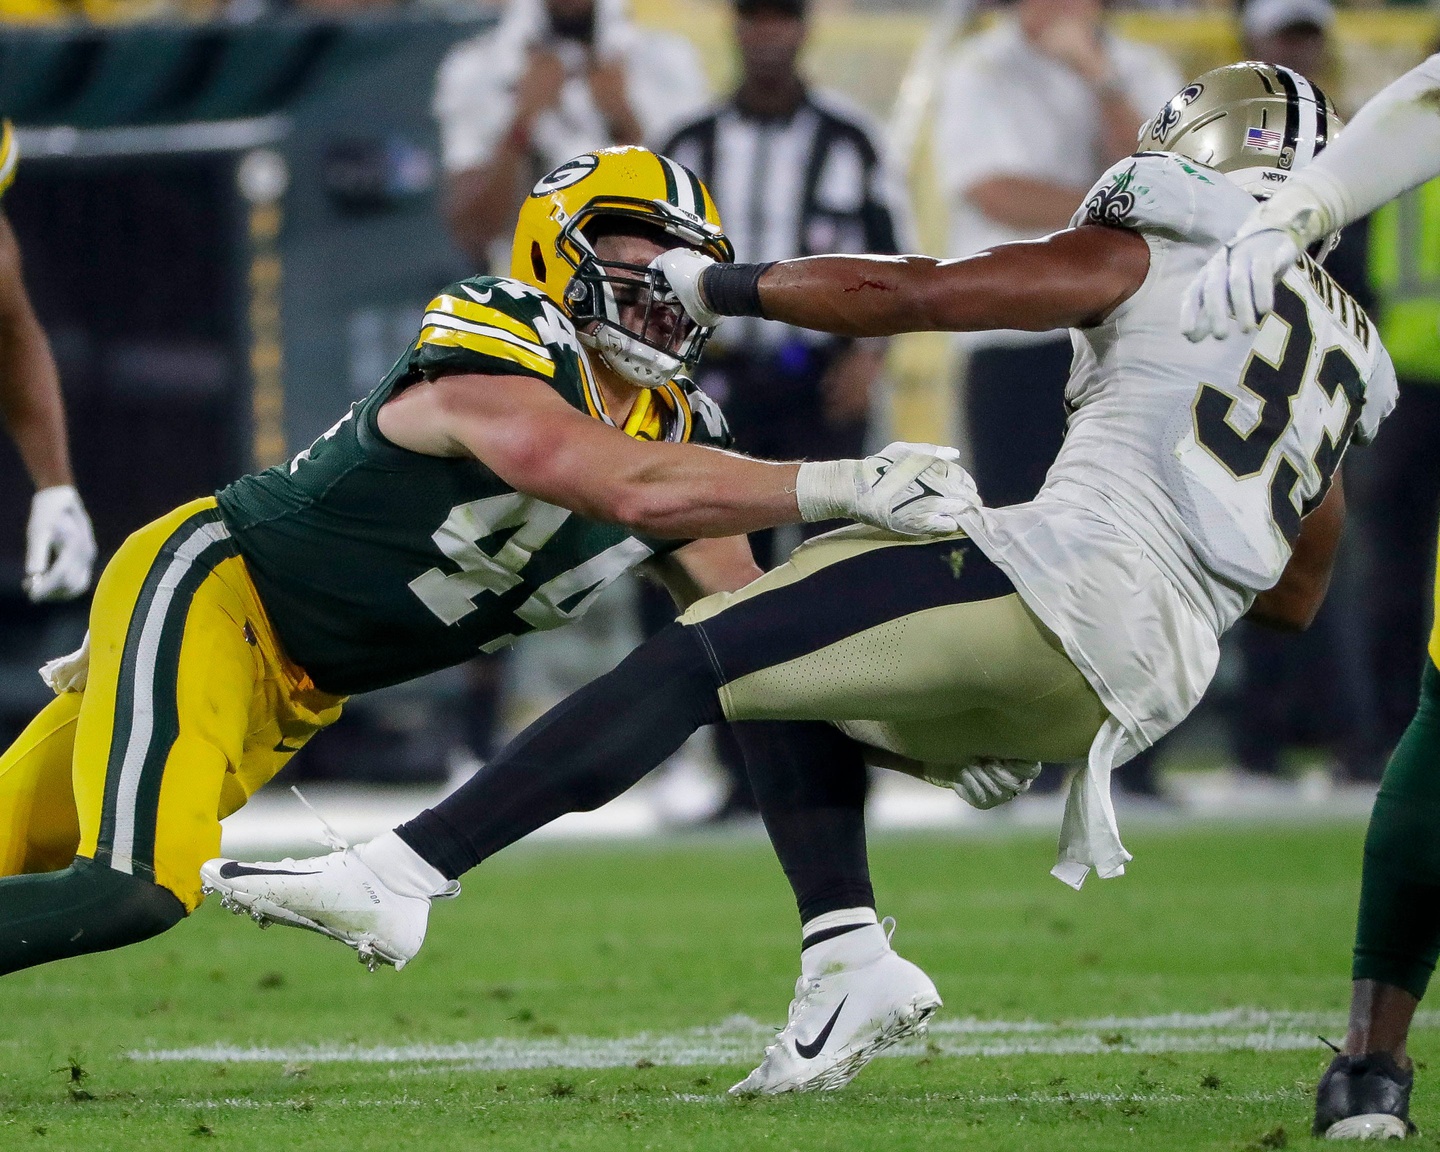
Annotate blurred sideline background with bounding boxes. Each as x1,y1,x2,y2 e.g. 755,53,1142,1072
0,0,1435,850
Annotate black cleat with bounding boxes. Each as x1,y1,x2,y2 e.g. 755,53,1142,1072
1313,1052,1416,1140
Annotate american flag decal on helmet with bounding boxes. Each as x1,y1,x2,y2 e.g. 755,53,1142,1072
1245,126,1284,153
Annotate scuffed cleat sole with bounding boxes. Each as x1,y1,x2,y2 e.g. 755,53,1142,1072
202,883,403,972
1325,1114,1413,1140
730,996,940,1096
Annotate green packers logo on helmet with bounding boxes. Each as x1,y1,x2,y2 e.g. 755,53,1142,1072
532,155,600,196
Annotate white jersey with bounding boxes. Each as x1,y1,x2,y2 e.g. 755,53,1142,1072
951,152,1397,885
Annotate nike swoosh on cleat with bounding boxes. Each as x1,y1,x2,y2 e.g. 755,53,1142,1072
794,996,848,1060
217,861,321,879
273,740,305,754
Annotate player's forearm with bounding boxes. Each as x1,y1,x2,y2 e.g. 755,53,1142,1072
442,156,525,266
0,268,73,489
1254,54,1440,245
1097,89,1146,166
597,445,803,539
739,229,1147,337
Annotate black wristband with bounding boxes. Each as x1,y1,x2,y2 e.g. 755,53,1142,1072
699,261,775,319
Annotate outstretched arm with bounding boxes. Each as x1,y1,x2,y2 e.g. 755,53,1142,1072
663,225,1150,339
376,372,968,540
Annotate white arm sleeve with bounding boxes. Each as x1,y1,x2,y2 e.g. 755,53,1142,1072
1255,54,1440,244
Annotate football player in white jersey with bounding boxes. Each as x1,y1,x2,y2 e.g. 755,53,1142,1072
204,64,1397,1100
1184,53,1440,1142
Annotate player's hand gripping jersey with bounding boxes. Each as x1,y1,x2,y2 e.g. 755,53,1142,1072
950,152,1396,880
216,275,731,696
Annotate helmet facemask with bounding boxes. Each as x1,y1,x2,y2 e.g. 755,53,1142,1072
557,201,731,389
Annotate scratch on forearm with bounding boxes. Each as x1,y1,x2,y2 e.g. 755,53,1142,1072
843,279,895,294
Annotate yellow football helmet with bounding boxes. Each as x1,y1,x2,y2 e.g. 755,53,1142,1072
512,146,733,388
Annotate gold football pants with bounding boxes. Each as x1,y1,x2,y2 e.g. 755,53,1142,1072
0,498,343,912
682,527,1107,777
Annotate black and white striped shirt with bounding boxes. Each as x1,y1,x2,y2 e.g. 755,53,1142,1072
661,89,910,354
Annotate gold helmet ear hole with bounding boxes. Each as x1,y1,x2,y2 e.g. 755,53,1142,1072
531,241,547,283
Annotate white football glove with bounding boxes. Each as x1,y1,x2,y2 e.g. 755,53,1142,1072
651,248,721,327
1180,224,1302,342
952,758,1042,810
39,631,89,694
25,484,96,602
796,442,976,537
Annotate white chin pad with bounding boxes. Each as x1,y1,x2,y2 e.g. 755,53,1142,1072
584,326,683,388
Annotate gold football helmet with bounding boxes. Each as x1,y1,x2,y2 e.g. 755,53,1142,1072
512,146,733,388
1141,63,1340,199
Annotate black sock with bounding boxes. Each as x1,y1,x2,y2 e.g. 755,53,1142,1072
732,720,874,925
398,623,723,878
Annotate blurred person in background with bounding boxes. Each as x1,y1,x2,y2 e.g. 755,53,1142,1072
935,0,1179,511
432,0,708,767
1223,0,1385,786
1242,0,1330,83
0,122,95,605
1221,0,1388,789
434,0,709,271
1354,50,1440,765
660,0,907,818
934,0,1178,797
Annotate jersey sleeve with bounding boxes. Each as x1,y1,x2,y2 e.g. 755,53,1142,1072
411,279,558,384
0,121,18,200
1357,342,1399,446
1072,152,1236,244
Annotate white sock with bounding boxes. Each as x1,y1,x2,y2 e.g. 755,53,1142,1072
800,907,885,977
355,831,451,899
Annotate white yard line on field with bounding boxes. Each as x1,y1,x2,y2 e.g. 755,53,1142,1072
130,1009,1440,1071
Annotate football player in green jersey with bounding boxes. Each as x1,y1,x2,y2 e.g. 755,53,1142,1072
0,118,96,602
0,145,965,976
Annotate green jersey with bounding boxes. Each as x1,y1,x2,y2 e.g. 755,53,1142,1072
215,276,733,696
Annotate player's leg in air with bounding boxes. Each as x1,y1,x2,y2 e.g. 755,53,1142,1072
1309,537,1440,1140
0,499,341,975
204,528,1108,1090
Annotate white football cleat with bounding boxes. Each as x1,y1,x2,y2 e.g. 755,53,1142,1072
730,918,941,1095
199,846,457,972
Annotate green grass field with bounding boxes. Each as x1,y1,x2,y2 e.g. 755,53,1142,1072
0,821,1433,1151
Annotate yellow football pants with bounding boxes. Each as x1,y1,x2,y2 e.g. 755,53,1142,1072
0,498,343,911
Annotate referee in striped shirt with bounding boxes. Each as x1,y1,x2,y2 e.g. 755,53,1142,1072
657,0,907,819
660,0,908,570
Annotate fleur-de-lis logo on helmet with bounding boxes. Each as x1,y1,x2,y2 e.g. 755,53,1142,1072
1149,82,1205,143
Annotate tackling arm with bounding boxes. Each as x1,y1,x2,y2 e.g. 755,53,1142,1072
1253,55,1440,248
376,373,969,540
1184,55,1440,339
1246,475,1346,633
